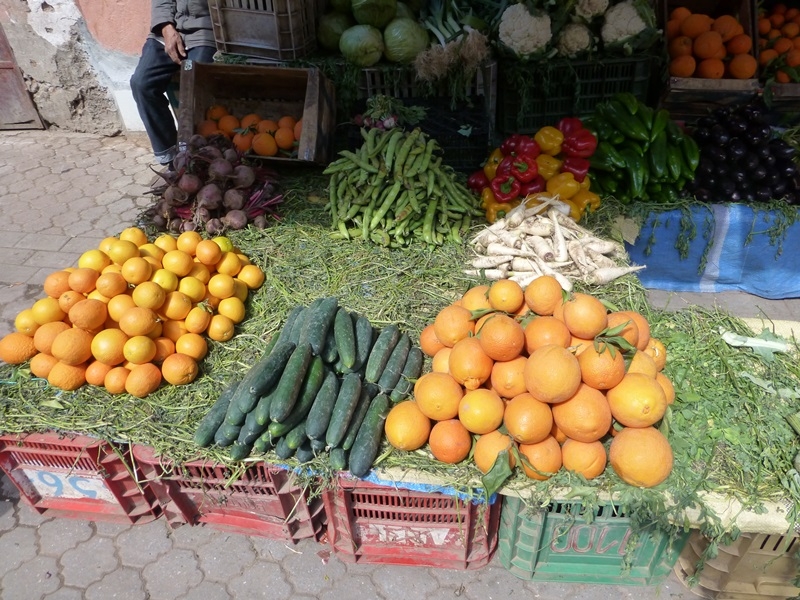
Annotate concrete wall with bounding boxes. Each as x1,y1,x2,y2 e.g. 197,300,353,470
0,0,150,133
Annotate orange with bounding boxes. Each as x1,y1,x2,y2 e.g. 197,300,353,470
206,104,228,121
460,284,491,312
577,342,626,390
33,321,71,355
616,310,650,351
518,436,562,480
47,361,87,391
668,35,694,58
176,231,202,255
503,392,553,444
107,239,140,266
274,127,295,150
561,439,607,479
161,352,199,385
217,114,240,137
490,356,528,399
433,305,474,347
131,281,167,310
177,276,207,304
419,323,446,357
194,239,223,266
30,352,60,379
152,336,176,363
252,133,278,157
215,252,242,277
666,18,682,40
728,53,758,79
150,268,179,294
207,314,235,342
90,328,129,365
161,250,195,277
473,430,516,474
256,119,279,134
43,270,73,299
726,33,753,55
413,371,464,420
125,362,162,398
562,293,607,339
669,55,697,77
107,293,136,322
118,227,148,247
487,279,524,313
158,291,193,321
67,268,101,295
104,366,130,394
759,17,773,35
551,383,612,443
95,272,129,299
13,308,40,336
693,30,724,59
175,332,208,361
458,388,505,434
643,338,667,371
118,306,159,337
448,336,494,391
51,328,93,366
431,347,452,373
627,350,658,378
0,332,38,364
120,256,152,285
428,419,472,464
187,262,212,285
78,248,112,272
217,297,246,324
67,298,107,331
696,57,725,78
477,314,525,361
85,360,113,387
236,264,265,290
184,306,213,334
712,14,743,42
197,119,221,137
207,273,236,299
523,344,581,404
277,115,297,130
161,319,189,343
123,335,157,365
605,311,639,349
384,401,432,451
293,119,303,141
138,243,166,264
680,13,714,39
606,373,667,428
669,6,691,23
609,426,673,488
524,275,564,316
656,372,676,405
232,130,255,153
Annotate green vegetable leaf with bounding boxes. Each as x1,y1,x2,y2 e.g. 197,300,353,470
481,449,513,500
40,399,64,409
720,328,790,362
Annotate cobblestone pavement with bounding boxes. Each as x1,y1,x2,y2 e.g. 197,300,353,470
1,129,787,599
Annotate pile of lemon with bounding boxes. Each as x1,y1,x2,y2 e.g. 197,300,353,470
0,227,265,398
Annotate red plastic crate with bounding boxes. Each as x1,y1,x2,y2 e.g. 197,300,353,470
132,445,325,542
321,475,501,569
0,432,162,524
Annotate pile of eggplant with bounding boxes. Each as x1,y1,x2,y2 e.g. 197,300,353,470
686,103,799,204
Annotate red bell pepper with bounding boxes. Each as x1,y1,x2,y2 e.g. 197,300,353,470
515,135,541,158
519,175,545,196
561,156,591,183
468,169,490,193
561,128,598,158
496,155,515,179
556,117,585,136
509,154,538,183
490,174,521,203
500,134,523,156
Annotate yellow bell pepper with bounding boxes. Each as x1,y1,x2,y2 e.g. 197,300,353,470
481,187,496,209
546,172,581,200
560,197,584,222
580,174,592,190
534,126,564,156
535,154,562,180
572,190,602,213
483,188,521,223
483,148,504,181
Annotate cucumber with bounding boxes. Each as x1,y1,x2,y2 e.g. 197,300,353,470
238,403,270,446
330,447,348,471
253,430,275,454
229,440,253,461
321,326,339,365
304,370,340,440
294,298,322,346
310,437,327,455
287,306,309,344
193,380,239,447
269,342,314,423
351,314,374,373
389,346,424,403
274,435,295,459
348,393,390,477
214,422,241,447
341,383,378,451
226,341,296,425
376,333,411,393
334,307,357,369
266,355,325,438
253,386,278,427
276,305,305,346
284,420,307,450
295,440,315,463
325,372,363,448
304,296,339,356
364,324,400,383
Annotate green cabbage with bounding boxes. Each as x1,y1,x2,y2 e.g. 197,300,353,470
394,1,414,19
351,0,397,28
339,24,385,66
382,18,429,63
318,12,356,51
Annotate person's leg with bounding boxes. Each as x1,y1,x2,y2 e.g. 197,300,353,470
130,38,180,167
186,45,217,64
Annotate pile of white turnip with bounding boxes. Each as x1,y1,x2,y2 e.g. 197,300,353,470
466,199,645,291
146,134,283,235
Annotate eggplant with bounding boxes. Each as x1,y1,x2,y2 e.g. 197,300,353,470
742,105,767,124
707,145,728,164
776,159,798,178
716,177,736,197
728,139,747,162
697,157,716,177
698,115,719,128
769,138,796,160
755,186,773,202
763,168,782,187
694,188,712,202
710,124,731,146
741,190,756,202
711,107,731,122
751,165,767,181
727,116,748,135
729,189,742,203
693,127,713,144
739,178,753,193
771,180,788,197
747,123,772,144
730,169,747,184
741,152,760,171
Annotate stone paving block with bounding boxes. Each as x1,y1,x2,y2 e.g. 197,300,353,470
93,520,134,538
227,562,292,600
61,236,102,253
178,580,232,600
196,533,256,582
85,567,147,600
13,234,68,252
1,231,27,246
15,503,51,527
141,548,203,600
317,572,381,600
25,250,80,270
0,501,17,532
372,564,441,600
60,536,119,588
1,554,61,599
0,264,39,285
42,588,83,600
115,519,173,567
170,523,225,550
281,539,346,596
37,518,94,556
0,526,39,578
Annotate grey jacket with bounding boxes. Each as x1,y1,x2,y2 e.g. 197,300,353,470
149,0,216,49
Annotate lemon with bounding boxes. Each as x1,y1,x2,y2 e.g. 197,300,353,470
212,236,234,253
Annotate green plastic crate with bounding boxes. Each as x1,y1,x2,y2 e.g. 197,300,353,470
498,495,689,585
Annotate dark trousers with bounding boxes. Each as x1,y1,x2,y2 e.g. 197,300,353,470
130,38,216,166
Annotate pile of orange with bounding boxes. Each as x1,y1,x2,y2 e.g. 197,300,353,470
757,3,800,82
0,228,265,398
666,7,757,79
196,105,303,156
384,276,676,489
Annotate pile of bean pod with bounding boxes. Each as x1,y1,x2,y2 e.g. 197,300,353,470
324,127,483,247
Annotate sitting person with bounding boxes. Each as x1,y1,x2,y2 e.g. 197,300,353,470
130,0,217,170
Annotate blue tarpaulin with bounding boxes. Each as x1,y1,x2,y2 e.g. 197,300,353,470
625,204,800,300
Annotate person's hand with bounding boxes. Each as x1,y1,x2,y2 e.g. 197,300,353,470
162,24,186,64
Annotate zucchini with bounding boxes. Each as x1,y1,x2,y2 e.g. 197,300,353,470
348,393,390,477
226,341,296,424
389,346,424,403
376,333,411,393
266,355,325,438
310,437,327,455
276,305,305,346
303,296,339,356
341,383,378,451
193,380,239,447
321,326,339,365
364,324,400,383
269,342,314,423
295,440,315,463
214,422,241,447
305,370,340,440
252,430,275,454
274,435,295,459
330,447,348,471
294,298,322,346
351,314,374,373
238,403,269,446
284,420,307,450
325,372,363,448
229,440,253,461
334,307,356,369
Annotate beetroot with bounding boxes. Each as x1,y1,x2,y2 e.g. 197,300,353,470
164,185,189,206
230,164,256,189
206,218,224,235
208,158,233,182
178,173,203,196
196,183,223,210
221,209,248,230
223,188,247,211
223,148,239,163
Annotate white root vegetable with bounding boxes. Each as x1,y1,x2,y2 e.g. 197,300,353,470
510,271,541,288
548,208,569,262
463,267,508,280
517,219,554,237
567,239,593,274
586,249,617,270
505,202,528,228
510,256,541,273
531,256,574,292
471,255,515,269
583,265,646,285
527,235,555,261
485,242,538,258
583,239,625,256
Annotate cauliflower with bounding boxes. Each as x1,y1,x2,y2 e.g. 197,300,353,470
557,23,593,57
600,0,646,45
575,0,609,21
498,4,552,58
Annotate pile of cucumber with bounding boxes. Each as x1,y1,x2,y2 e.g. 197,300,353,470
193,296,424,477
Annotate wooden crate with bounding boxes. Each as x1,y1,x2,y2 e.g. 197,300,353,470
177,61,335,165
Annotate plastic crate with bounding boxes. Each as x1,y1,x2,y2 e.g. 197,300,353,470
497,56,654,135
674,530,800,599
498,495,690,584
321,475,501,569
132,445,326,543
208,0,317,63
0,432,162,524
